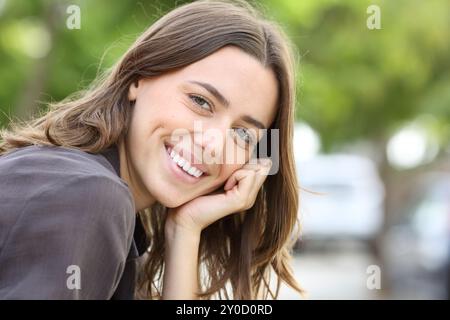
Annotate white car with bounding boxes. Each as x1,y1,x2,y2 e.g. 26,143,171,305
296,154,385,242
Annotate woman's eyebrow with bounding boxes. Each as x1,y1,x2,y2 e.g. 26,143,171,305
241,115,265,130
187,80,230,107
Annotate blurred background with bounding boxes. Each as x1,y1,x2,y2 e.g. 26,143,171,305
0,0,449,299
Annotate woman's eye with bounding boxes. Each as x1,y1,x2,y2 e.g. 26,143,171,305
234,127,254,145
189,94,212,112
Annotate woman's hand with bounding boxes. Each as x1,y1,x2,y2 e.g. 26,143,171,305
162,158,271,299
165,158,272,235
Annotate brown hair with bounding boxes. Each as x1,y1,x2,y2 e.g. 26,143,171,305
0,0,303,299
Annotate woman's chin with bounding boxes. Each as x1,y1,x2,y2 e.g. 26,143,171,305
154,191,191,209
151,182,220,208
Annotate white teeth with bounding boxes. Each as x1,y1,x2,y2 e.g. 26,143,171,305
193,168,202,177
167,146,204,178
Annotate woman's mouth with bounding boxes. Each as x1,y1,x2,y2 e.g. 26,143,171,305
164,144,207,184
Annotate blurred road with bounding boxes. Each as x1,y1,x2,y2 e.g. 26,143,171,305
279,247,383,300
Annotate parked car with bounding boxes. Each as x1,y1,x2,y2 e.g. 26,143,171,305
295,153,385,246
382,172,450,299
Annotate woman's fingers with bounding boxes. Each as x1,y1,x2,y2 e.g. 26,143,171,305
224,158,272,191
245,159,271,203
224,169,254,191
241,158,272,191
223,158,272,212
240,158,271,172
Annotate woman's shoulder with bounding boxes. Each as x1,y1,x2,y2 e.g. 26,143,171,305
1,144,118,178
0,144,134,213
0,145,137,299
0,145,136,246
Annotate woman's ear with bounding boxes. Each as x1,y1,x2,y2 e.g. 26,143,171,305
128,79,139,101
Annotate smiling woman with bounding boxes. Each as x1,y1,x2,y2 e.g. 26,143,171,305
0,0,302,300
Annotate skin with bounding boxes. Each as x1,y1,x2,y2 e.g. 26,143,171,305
117,45,279,298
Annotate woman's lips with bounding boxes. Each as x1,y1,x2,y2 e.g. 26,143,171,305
164,144,205,184
164,142,210,175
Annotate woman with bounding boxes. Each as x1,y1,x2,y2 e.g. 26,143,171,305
0,0,302,299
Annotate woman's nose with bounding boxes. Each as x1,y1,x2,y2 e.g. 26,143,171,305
194,124,227,163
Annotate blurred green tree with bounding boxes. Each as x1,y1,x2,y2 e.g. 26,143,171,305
261,0,450,154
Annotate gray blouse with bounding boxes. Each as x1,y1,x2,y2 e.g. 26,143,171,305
0,144,149,299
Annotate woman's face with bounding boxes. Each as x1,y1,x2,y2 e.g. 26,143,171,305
124,45,279,209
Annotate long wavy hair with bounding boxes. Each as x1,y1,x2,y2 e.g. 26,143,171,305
0,0,303,299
